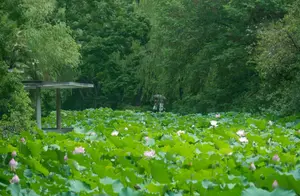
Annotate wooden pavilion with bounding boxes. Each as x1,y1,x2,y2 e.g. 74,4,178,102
22,81,94,132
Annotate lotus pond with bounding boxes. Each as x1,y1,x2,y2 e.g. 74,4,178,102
1,108,300,195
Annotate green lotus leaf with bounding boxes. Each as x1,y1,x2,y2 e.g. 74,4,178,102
74,127,86,134
2,110,300,195
24,158,49,176
145,182,164,193
68,180,91,193
100,177,116,185
6,183,21,196
112,180,124,193
242,185,296,196
24,169,33,178
21,189,39,196
119,187,140,196
202,180,217,189
151,160,170,183
145,138,156,147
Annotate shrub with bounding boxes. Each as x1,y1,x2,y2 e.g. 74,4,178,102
0,61,33,136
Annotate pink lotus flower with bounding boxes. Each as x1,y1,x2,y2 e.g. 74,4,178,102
250,162,256,171
272,154,280,162
210,120,218,127
144,150,155,158
111,130,119,136
64,155,68,162
176,130,185,136
12,151,17,157
216,114,221,118
10,175,20,184
9,158,18,171
272,180,278,188
239,137,248,143
20,138,25,143
73,147,85,154
236,130,246,137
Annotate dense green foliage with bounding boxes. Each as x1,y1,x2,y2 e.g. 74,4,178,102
3,1,300,195
0,62,33,134
0,0,80,81
2,0,300,115
0,0,33,134
136,0,293,113
1,109,300,195
61,0,150,109
255,0,300,115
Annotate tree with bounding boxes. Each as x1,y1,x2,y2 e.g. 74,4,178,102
0,62,33,136
0,0,33,135
255,0,300,115
0,0,80,81
137,0,290,113
20,0,80,81
0,0,82,130
59,0,150,109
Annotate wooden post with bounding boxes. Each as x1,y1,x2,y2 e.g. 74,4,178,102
56,89,61,129
36,87,42,129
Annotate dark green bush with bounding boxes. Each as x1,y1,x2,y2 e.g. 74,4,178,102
0,61,33,136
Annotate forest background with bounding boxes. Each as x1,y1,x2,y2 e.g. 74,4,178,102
1,0,300,130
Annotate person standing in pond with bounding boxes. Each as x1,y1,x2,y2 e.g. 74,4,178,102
152,94,166,112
